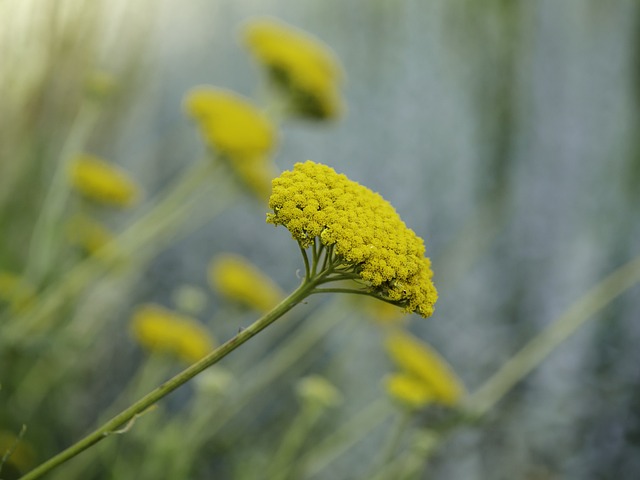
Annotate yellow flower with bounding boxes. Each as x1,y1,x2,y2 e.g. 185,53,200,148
385,330,465,408
209,254,285,313
69,154,139,208
0,429,35,473
66,214,115,255
385,373,434,409
0,271,35,313
267,161,437,317
243,17,344,120
184,86,276,160
130,304,215,364
231,154,278,203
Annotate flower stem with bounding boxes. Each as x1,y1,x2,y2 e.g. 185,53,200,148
18,278,319,480
466,254,640,416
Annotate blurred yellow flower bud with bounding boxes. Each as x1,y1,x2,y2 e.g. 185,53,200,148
208,254,284,313
243,17,344,120
384,330,465,408
69,154,140,208
184,87,276,160
130,304,215,364
66,214,115,255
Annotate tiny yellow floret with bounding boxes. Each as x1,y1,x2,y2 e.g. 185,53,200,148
184,86,276,160
243,17,344,120
267,161,437,317
69,154,139,208
385,330,465,407
131,304,215,364
209,254,285,313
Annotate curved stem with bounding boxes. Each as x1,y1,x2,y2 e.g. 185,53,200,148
19,278,319,480
297,241,311,281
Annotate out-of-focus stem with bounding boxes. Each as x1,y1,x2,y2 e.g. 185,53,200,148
19,277,321,480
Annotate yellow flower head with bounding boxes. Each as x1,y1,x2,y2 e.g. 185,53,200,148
385,330,465,408
184,86,276,160
209,254,285,313
0,271,35,313
66,214,115,255
130,304,215,364
385,373,434,409
267,161,437,317
69,154,139,208
243,17,344,120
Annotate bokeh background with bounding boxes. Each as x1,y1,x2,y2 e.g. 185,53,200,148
2,0,640,479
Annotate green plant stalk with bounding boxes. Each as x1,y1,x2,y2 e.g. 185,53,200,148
385,253,640,475
467,253,640,416
3,158,221,343
19,277,320,480
24,100,101,284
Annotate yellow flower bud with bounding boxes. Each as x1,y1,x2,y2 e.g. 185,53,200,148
184,87,276,160
130,304,215,364
209,254,284,313
69,154,140,208
243,17,344,120
385,330,465,407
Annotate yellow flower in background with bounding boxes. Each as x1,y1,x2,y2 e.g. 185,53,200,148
184,86,276,160
0,271,35,313
385,330,465,408
267,161,437,317
385,373,434,409
209,254,285,313
243,17,344,120
231,155,278,203
130,304,215,364
0,429,35,473
66,214,115,255
69,154,139,208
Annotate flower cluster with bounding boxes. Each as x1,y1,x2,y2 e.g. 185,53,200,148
267,161,437,317
243,17,344,120
184,87,276,161
130,304,215,364
184,87,277,200
384,330,464,409
209,254,284,313
69,154,139,208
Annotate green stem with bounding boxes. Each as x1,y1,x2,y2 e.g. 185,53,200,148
24,100,101,284
19,278,319,480
3,159,220,343
466,254,640,416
